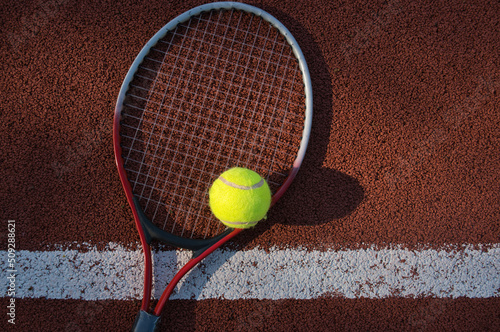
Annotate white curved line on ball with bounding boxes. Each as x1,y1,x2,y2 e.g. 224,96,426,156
218,177,264,190
219,220,259,226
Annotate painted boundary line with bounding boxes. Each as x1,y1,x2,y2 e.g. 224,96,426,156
1,244,499,300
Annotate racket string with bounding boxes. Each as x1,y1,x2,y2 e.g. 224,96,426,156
151,9,239,237
165,10,232,237
121,113,304,147
219,17,272,171
250,47,300,178
189,9,253,238
149,13,217,233
135,63,302,101
143,14,213,228
120,8,306,239
196,11,265,239
128,24,180,194
234,30,285,170
122,142,291,185
126,21,183,211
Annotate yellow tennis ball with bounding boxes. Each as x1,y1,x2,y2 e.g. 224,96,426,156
209,167,271,229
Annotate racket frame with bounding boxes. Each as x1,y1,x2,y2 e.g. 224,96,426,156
113,2,312,330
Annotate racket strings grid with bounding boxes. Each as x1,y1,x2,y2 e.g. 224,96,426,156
119,7,306,240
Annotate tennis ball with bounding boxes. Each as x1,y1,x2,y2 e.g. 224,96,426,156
209,167,271,228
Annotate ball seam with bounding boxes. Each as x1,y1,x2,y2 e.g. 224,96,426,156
218,176,264,190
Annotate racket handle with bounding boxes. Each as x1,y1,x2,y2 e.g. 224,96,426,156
131,310,160,332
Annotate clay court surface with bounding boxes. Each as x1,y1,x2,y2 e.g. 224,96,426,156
1,0,499,331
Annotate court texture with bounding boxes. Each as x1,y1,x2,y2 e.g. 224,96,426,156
1,0,499,331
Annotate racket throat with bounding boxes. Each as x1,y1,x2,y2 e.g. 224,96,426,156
132,196,234,251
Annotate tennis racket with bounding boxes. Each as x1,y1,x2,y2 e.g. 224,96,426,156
113,2,312,331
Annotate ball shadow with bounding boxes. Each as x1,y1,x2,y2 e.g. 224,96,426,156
270,168,365,226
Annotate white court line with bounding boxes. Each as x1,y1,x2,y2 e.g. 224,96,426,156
1,244,499,300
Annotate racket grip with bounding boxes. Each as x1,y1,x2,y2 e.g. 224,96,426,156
131,310,160,332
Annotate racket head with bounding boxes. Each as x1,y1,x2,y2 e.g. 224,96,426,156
113,2,312,248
